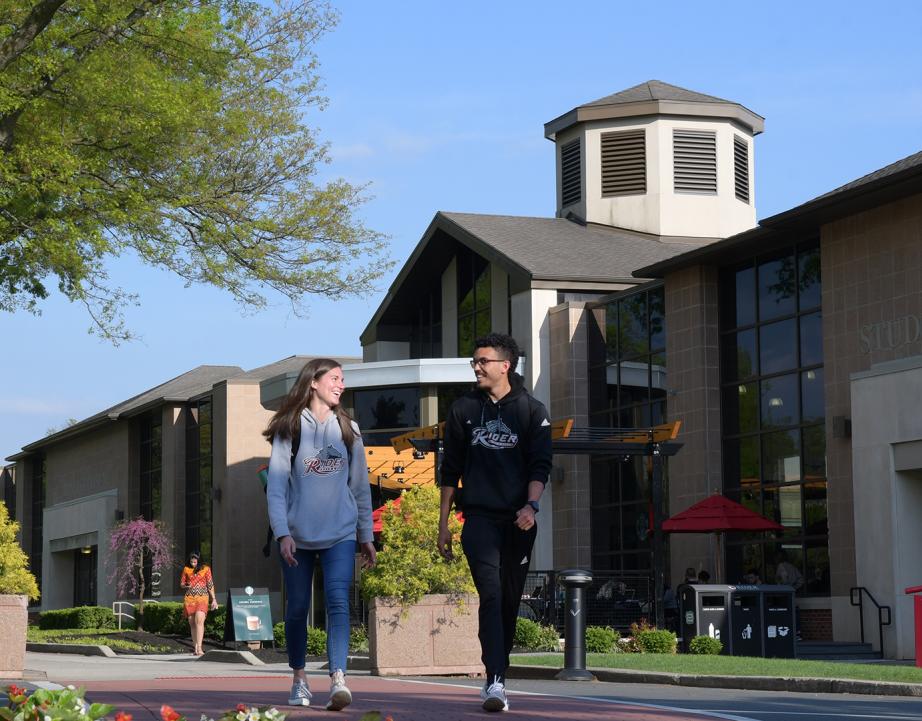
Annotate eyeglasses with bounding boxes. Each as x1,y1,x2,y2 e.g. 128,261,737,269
469,357,507,368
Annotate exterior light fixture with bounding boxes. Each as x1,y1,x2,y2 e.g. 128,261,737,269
769,397,784,407
80,546,92,555
412,449,426,460
738,385,747,395
393,464,406,474
806,370,816,380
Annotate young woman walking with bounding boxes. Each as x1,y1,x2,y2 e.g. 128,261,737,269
179,552,218,656
264,358,375,710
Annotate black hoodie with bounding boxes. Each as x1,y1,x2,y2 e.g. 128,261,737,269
440,373,552,518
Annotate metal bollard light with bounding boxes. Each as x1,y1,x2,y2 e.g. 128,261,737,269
555,569,596,681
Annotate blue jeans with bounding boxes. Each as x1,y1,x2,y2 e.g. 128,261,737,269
280,540,355,672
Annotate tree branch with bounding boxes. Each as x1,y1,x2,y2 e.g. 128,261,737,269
0,0,69,72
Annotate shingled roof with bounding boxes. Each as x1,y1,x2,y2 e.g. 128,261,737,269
13,364,243,456
545,79,764,140
583,80,733,107
440,212,699,282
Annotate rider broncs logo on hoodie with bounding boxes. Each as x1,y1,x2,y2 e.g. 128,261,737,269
471,418,519,450
303,445,347,475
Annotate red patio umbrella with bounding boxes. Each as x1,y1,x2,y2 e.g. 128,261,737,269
662,494,783,583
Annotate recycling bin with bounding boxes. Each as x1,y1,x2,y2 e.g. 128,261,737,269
761,585,796,658
678,584,731,654
729,586,763,656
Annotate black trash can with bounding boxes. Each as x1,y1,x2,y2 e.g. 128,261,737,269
729,586,763,656
678,584,731,654
761,585,796,658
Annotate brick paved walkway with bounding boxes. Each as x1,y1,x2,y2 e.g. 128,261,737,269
76,674,713,721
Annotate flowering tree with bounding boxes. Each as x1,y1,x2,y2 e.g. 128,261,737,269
107,517,174,628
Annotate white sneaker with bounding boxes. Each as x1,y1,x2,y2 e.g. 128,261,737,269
481,676,508,712
326,669,352,711
288,679,312,706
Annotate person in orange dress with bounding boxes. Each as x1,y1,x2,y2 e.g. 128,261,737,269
179,552,218,656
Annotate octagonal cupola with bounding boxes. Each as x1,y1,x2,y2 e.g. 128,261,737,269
545,80,764,239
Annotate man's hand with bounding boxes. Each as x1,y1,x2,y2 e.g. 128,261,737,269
437,525,454,561
515,504,536,531
359,541,377,569
279,536,298,567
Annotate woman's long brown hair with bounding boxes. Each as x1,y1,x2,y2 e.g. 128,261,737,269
263,358,356,449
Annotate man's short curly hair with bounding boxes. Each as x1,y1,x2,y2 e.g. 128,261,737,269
474,333,520,370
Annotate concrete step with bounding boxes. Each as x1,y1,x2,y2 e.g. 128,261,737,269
796,640,880,660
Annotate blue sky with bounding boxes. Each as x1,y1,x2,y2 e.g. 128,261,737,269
3,0,922,457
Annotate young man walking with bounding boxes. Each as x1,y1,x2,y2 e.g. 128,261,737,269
438,333,552,712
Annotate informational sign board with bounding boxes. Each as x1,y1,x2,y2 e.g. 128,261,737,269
224,586,274,643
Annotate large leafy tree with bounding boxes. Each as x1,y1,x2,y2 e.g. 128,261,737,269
0,1,389,341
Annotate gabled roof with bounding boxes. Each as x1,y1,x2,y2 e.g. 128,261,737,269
9,365,243,458
360,211,701,344
440,212,699,281
634,146,922,278
545,79,764,140
233,355,360,383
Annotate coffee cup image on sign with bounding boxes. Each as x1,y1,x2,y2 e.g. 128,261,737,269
246,616,261,631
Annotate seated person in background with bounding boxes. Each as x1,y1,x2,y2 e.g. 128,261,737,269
774,553,804,590
741,570,762,585
683,567,698,585
697,569,711,584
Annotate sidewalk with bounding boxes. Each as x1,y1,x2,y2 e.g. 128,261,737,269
2,653,719,721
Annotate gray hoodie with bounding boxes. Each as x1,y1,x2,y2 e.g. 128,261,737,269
266,409,373,550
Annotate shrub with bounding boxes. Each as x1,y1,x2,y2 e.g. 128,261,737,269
271,622,328,656
306,626,327,656
0,503,39,599
513,617,542,649
536,623,561,652
38,606,115,630
204,605,226,640
626,619,677,654
349,624,368,653
688,635,723,655
140,602,186,634
584,625,619,653
361,485,475,608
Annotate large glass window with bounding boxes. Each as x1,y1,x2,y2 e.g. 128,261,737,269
30,455,45,596
139,411,163,521
587,284,666,572
353,387,420,447
185,399,213,561
410,287,442,359
720,242,827,595
457,248,491,357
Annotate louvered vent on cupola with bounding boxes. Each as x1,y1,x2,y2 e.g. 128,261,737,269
560,138,581,207
733,135,750,203
601,129,646,196
673,129,717,194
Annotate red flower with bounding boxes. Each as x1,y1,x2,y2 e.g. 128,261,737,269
161,705,182,721
116,712,134,721
6,684,24,698
236,705,247,712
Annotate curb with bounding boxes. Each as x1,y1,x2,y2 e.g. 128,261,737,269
27,643,116,658
199,650,264,665
507,664,922,697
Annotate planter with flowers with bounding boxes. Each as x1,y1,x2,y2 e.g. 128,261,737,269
360,485,480,676
0,503,39,679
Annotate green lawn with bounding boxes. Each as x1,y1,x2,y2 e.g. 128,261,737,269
510,652,922,685
27,627,172,654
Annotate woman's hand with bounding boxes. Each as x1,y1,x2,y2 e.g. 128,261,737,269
359,541,376,569
279,536,298,567
210,598,218,611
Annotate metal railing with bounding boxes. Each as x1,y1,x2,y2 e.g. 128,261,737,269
520,571,653,633
849,586,891,657
112,599,158,630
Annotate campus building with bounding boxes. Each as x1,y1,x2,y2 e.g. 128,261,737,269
8,80,921,659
